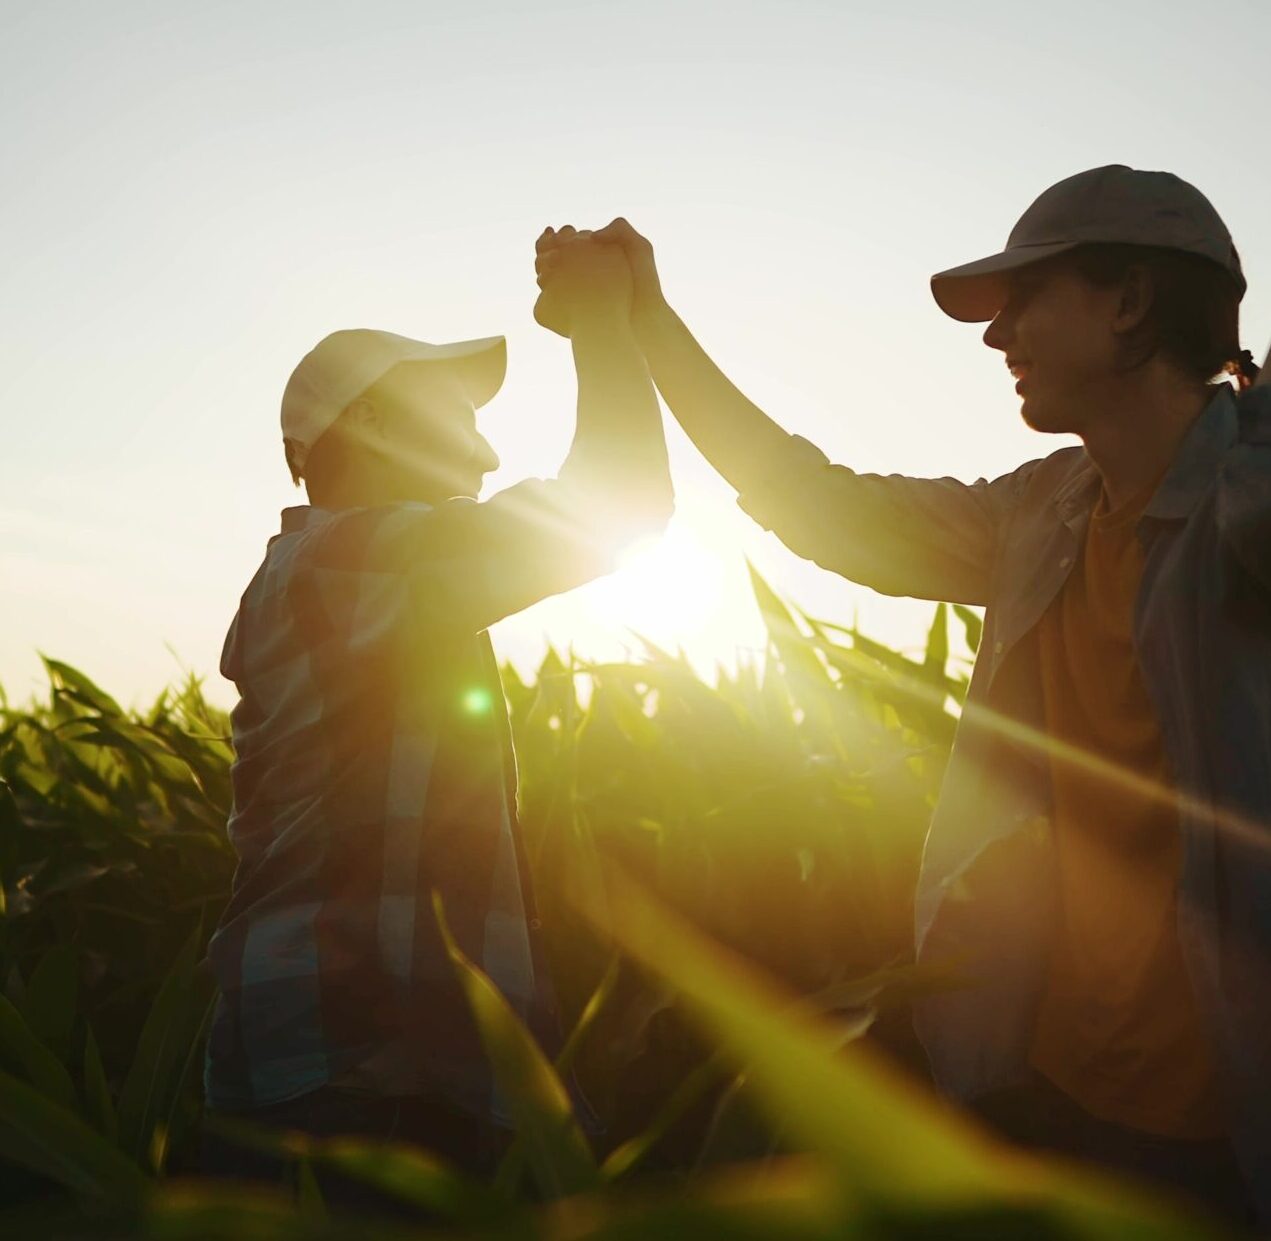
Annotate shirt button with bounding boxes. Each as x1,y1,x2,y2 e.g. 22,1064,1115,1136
993,641,1004,655
529,918,542,931
1059,556,1072,568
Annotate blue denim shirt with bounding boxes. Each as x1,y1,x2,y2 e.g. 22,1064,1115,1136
739,384,1271,1214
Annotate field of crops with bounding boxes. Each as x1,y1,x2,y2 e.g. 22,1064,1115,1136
0,571,1222,1238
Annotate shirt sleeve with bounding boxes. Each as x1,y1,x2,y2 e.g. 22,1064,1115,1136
289,479,624,649
736,432,1034,605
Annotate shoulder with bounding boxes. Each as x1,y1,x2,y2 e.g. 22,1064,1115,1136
1216,391,1271,589
1220,388,1271,500
1007,444,1091,505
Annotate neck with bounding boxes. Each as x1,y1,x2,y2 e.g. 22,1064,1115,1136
313,466,444,510
1077,365,1213,509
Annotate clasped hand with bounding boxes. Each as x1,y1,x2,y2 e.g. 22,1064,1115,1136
534,219,663,338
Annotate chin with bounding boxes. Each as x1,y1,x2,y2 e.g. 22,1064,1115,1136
1019,397,1075,436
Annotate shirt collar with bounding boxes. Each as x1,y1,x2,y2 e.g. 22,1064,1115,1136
277,500,436,536
280,505,336,534
1142,385,1239,522
1052,385,1240,524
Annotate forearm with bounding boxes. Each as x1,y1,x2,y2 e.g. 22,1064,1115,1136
634,301,799,495
559,310,674,532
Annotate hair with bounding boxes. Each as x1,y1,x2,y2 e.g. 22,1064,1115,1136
1057,243,1258,389
283,436,305,488
283,417,354,504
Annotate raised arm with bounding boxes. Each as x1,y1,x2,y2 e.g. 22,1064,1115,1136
539,219,1025,606
535,229,674,540
540,220,791,497
290,235,673,643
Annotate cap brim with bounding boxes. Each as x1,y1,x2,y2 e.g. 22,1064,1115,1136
930,242,1083,322
400,335,507,409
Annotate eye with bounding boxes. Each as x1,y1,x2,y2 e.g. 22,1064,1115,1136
1002,275,1042,317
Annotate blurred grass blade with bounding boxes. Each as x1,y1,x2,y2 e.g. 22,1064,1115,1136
0,994,76,1109
316,1138,506,1225
0,1068,146,1209
922,601,949,683
117,926,213,1172
584,877,1221,1238
296,1157,326,1221
601,1056,727,1182
495,955,621,1196
433,892,597,1201
589,878,1001,1201
39,657,124,716
202,1113,504,1226
21,944,78,1050
82,1022,119,1144
554,953,620,1081
953,603,984,654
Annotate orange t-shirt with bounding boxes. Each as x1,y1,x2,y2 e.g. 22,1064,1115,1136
1029,477,1223,1139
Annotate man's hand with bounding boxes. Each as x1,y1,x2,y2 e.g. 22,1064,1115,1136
534,226,633,338
590,218,666,328
535,218,669,337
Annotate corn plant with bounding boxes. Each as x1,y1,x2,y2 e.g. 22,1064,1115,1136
0,572,1225,1236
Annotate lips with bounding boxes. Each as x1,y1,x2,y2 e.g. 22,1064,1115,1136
1006,357,1030,395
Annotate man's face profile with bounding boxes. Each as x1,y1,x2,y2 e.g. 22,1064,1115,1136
982,264,1127,438
365,360,500,501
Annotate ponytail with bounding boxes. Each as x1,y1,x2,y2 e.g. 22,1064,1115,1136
1224,349,1261,392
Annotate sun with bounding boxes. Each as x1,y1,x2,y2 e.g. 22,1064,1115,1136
591,527,725,639
492,488,771,678
570,499,765,670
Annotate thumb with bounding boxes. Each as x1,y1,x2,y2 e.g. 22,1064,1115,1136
596,217,650,256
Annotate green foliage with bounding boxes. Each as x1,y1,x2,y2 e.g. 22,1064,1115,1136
0,579,1224,1236
435,892,598,1201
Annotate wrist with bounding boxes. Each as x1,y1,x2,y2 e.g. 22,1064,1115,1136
569,301,634,343
631,295,676,347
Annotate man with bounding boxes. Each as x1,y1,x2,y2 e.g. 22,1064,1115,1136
203,233,671,1189
538,167,1270,1224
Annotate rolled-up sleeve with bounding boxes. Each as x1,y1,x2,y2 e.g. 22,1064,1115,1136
737,433,1033,605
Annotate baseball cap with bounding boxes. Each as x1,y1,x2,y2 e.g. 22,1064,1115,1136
931,165,1245,323
281,329,507,477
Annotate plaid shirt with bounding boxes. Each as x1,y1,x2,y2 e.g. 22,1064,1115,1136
205,480,615,1115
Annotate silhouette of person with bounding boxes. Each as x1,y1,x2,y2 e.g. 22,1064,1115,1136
201,231,671,1199
538,170,1269,1227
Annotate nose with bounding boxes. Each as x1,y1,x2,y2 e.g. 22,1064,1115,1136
982,309,1011,353
474,434,500,474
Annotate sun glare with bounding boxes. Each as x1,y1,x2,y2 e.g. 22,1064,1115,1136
571,503,765,671
492,489,772,679
598,528,725,636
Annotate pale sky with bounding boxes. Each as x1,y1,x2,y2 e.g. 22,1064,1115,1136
3,0,1268,706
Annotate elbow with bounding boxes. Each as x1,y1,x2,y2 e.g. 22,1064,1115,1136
627,480,675,538
637,485,676,536
589,483,674,555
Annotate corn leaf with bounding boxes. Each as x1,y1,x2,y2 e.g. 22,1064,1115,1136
589,878,1222,1239
0,1068,145,1208
433,892,597,1200
82,1022,119,1145
117,926,213,1172
21,944,78,1049
0,993,76,1109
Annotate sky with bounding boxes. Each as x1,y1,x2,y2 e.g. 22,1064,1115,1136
2,0,1269,706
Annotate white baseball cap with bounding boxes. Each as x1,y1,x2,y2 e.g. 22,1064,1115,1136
281,328,507,478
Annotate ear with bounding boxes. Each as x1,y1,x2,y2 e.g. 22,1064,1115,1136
340,396,386,443
1111,265,1154,336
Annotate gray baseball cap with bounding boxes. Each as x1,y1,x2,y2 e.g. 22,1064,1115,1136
931,165,1245,323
